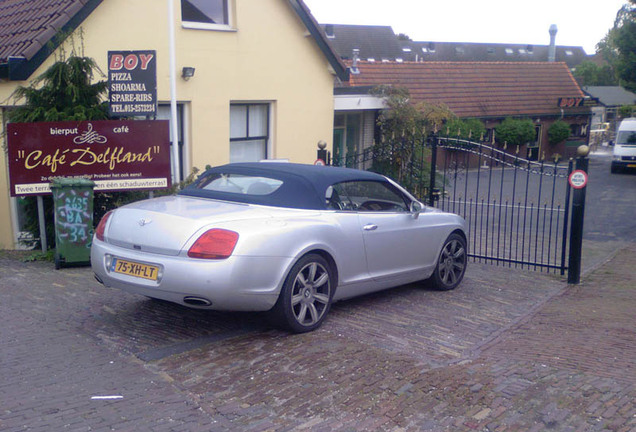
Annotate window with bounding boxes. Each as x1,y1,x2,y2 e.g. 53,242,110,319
181,0,230,28
157,104,186,182
616,130,636,145
195,173,282,195
327,181,409,212
230,103,270,163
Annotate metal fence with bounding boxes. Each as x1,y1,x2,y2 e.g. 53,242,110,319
333,133,575,274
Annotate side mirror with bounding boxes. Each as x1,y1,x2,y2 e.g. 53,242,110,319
410,201,423,218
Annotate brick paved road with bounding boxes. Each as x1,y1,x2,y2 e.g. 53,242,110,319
1,244,635,431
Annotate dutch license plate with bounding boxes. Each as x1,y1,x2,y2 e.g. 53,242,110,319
112,258,159,281
627,164,636,168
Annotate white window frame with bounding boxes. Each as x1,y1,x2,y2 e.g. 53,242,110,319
230,102,273,163
157,103,191,183
181,0,235,31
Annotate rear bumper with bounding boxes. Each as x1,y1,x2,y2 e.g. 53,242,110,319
91,239,293,311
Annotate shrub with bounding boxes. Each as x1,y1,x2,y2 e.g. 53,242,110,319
548,121,571,145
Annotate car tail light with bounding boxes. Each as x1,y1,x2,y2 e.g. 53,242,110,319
188,229,239,259
95,211,114,241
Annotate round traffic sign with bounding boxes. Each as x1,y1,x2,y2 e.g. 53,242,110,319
314,159,326,166
568,170,588,189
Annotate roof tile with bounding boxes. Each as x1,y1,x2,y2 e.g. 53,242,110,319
0,0,89,62
348,61,587,118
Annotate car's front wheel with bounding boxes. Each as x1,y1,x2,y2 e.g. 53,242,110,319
270,254,334,333
430,233,467,291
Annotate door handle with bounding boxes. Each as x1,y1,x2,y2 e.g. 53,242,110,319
363,224,378,231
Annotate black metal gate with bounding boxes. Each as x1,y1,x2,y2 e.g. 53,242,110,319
332,133,575,274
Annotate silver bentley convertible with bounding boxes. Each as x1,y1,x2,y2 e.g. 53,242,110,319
91,162,467,333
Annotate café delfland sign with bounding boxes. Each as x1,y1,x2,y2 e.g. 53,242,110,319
7,120,171,196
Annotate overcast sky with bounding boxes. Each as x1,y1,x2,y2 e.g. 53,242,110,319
303,0,627,55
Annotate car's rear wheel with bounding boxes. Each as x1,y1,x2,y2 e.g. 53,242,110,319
430,233,467,291
270,254,334,333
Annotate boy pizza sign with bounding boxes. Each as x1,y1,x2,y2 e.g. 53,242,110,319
108,50,157,116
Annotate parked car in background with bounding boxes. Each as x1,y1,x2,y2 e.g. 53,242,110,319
91,163,467,333
611,118,636,173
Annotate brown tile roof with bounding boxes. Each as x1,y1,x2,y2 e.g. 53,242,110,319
0,0,88,62
348,61,587,118
0,0,102,80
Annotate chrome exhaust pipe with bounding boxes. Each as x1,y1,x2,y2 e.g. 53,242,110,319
183,296,212,307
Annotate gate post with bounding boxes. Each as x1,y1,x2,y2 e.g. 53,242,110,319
567,146,590,284
317,140,330,165
428,133,438,207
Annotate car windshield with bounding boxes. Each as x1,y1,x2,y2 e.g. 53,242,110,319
192,173,283,195
616,131,636,145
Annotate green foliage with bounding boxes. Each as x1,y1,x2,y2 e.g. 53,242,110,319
573,61,618,86
495,118,536,147
22,249,56,263
372,85,427,140
368,86,457,199
614,21,636,91
548,121,571,145
597,1,636,91
371,86,456,198
8,56,108,123
443,118,487,140
619,104,636,117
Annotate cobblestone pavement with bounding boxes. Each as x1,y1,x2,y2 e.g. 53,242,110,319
1,243,635,431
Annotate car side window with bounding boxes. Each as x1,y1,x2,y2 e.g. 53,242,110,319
328,181,409,212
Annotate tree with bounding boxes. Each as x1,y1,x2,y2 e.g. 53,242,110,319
597,1,636,91
573,61,618,86
614,20,636,91
548,121,571,145
494,118,535,147
8,56,108,123
370,85,455,197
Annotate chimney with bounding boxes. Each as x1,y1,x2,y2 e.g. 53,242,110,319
351,48,360,74
325,24,334,38
548,24,558,62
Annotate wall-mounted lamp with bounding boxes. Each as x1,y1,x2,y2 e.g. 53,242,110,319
181,67,195,80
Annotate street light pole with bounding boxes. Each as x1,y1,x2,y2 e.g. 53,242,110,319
167,0,181,184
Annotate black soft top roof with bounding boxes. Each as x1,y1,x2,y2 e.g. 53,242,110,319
179,162,389,210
